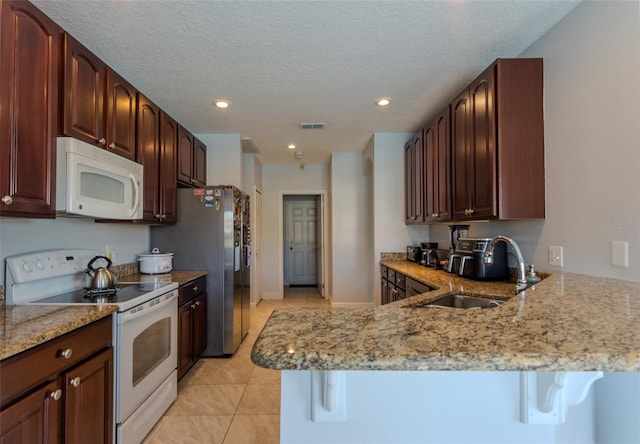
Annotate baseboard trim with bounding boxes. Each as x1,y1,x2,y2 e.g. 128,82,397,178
330,301,373,308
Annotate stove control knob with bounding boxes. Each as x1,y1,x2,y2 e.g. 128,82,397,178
22,261,33,273
35,259,45,270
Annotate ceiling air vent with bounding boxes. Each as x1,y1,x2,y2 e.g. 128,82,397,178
299,123,325,130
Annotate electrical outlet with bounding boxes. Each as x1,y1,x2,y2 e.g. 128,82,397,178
611,241,629,268
548,245,563,267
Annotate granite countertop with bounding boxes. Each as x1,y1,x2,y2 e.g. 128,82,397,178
251,260,640,372
118,270,208,286
0,305,118,361
0,269,207,361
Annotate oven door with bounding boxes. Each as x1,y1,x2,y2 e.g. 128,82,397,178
116,289,177,422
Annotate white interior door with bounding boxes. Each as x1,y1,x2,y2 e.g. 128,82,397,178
316,195,325,298
285,198,317,286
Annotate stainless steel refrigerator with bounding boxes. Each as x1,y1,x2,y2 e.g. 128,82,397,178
151,186,250,357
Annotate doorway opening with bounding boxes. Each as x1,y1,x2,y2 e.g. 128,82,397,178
282,194,326,299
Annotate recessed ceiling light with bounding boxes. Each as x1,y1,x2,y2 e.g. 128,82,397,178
213,99,231,109
375,97,392,107
288,144,296,150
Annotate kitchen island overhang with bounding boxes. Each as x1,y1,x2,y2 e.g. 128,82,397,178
251,267,640,444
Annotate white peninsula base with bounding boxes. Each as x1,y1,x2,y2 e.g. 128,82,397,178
280,370,600,444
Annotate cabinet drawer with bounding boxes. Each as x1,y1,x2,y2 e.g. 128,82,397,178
179,276,206,305
394,273,406,290
387,269,396,284
0,316,112,406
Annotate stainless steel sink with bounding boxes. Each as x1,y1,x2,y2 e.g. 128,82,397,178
416,294,505,309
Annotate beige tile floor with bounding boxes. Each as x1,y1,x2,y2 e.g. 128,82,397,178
143,287,330,444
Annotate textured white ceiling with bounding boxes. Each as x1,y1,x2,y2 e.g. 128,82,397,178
32,0,580,165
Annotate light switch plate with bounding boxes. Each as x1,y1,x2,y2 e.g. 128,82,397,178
611,241,629,268
548,246,563,267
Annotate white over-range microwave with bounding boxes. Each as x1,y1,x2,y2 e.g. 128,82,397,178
56,137,143,220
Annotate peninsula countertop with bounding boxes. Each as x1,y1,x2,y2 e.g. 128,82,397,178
251,261,640,372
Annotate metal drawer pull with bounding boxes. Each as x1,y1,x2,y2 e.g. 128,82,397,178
192,286,198,292
59,348,73,359
70,377,81,387
1,195,13,205
50,389,62,401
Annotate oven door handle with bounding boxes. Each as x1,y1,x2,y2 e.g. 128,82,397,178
117,292,177,324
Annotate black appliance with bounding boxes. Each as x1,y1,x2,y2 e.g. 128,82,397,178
447,237,508,280
407,246,422,263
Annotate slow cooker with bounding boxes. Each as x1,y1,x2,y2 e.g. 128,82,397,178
138,248,174,274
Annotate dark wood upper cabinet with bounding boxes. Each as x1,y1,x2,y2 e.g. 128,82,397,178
177,125,195,185
404,133,424,224
105,70,137,160
0,0,60,218
159,112,178,223
63,34,138,160
452,58,544,221
193,137,207,188
424,105,451,222
63,33,105,146
177,126,207,188
136,94,161,222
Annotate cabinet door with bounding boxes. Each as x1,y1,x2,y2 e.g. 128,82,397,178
193,137,207,187
64,348,113,444
193,293,207,358
0,380,62,444
63,34,105,147
0,0,59,217
404,135,424,224
105,70,137,160
177,302,194,380
177,126,194,186
469,66,497,219
136,94,161,222
451,88,472,220
159,112,178,223
434,107,451,221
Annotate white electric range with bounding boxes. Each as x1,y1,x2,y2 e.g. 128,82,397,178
5,249,178,444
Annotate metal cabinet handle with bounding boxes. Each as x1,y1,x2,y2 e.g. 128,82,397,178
1,195,13,205
59,348,72,359
98,138,106,145
108,142,116,149
190,304,196,309
191,178,197,184
192,286,198,292
70,377,81,387
195,300,200,306
50,389,62,401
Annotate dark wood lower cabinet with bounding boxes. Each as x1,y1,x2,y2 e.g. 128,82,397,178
64,348,113,444
380,266,406,305
0,317,113,444
178,277,207,380
0,380,61,444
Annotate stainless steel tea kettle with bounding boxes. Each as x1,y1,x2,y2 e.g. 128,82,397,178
83,256,118,290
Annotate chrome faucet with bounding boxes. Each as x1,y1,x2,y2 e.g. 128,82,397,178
482,235,527,294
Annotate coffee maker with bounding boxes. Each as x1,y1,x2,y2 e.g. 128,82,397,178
420,242,439,267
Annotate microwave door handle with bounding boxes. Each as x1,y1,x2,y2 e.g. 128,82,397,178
129,173,141,217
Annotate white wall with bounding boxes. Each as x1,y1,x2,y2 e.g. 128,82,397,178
371,132,430,305
330,152,372,307
197,133,243,189
0,218,148,284
429,0,640,283
243,153,263,307
261,164,329,299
